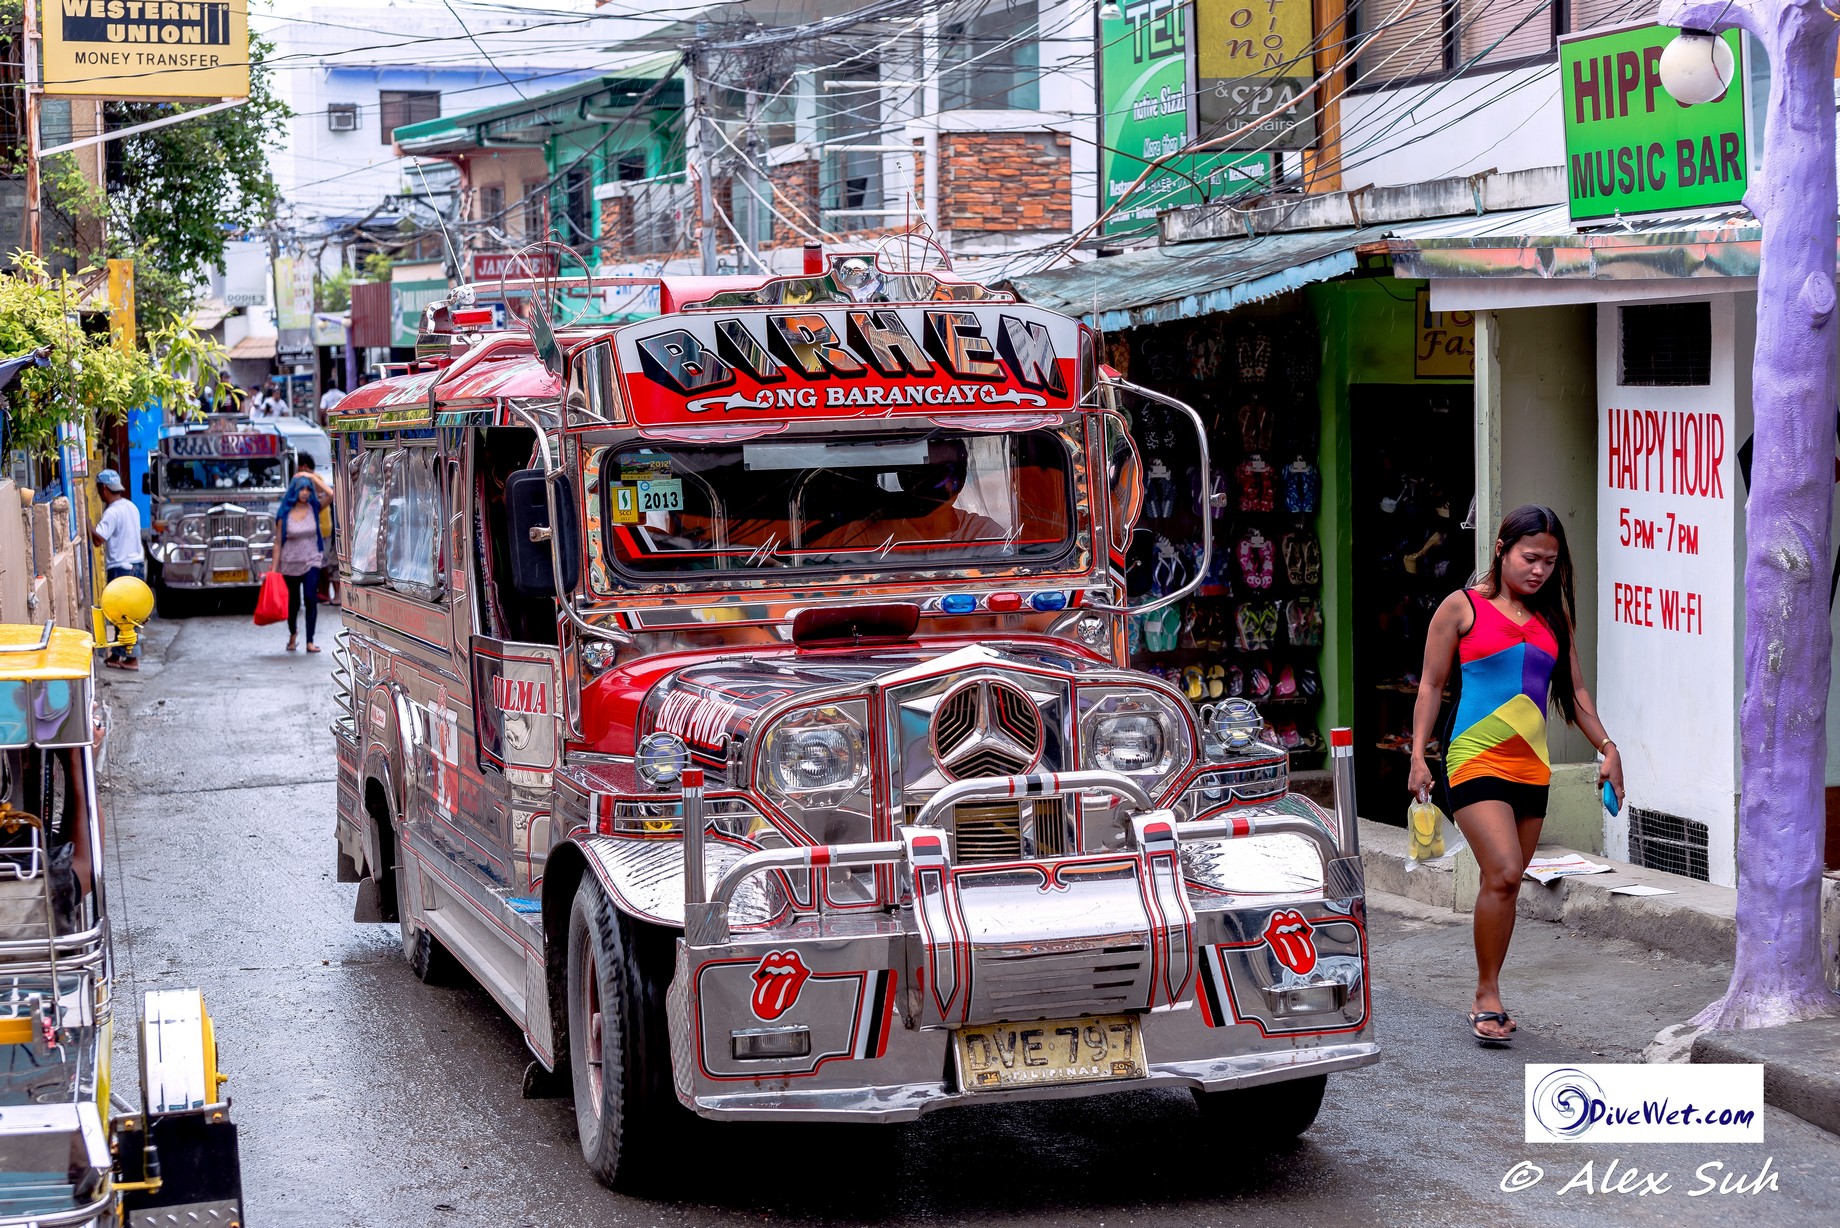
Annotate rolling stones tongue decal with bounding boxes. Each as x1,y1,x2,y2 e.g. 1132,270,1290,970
1262,910,1318,976
750,950,813,1020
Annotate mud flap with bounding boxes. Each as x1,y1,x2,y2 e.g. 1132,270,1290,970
352,875,385,923
114,1111,244,1224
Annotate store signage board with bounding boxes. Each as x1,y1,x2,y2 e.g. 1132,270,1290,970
391,263,451,349
1098,1,1271,236
1414,289,1475,378
44,0,250,100
1593,299,1738,882
1560,23,1748,224
1194,0,1317,149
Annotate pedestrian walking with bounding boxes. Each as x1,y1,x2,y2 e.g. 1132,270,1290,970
274,455,333,653
1407,505,1624,1046
320,383,346,413
89,468,145,671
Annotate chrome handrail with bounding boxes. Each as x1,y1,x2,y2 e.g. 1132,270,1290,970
909,770,1154,829
1138,810,1341,877
687,838,907,946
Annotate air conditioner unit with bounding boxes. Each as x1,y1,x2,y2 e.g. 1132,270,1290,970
328,103,360,133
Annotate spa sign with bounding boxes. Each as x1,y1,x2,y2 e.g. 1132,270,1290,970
44,0,251,100
1559,23,1747,224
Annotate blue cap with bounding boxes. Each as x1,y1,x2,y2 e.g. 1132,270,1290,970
96,468,124,491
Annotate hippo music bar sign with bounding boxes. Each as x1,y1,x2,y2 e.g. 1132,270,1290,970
1559,23,1747,223
44,0,251,100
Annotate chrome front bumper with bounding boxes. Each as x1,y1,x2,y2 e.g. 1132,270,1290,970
667,774,1372,1122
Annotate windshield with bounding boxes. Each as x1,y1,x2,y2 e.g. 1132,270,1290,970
600,427,1076,577
163,457,285,493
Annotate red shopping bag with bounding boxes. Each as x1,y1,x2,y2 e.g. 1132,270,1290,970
253,570,289,626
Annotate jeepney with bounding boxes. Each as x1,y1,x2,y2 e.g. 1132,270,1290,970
1,591,243,1225
328,257,1375,1192
145,416,331,615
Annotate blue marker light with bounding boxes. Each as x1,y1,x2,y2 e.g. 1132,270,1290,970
1030,591,1069,612
940,594,978,614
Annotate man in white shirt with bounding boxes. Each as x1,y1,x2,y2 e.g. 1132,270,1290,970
90,468,146,669
320,384,346,413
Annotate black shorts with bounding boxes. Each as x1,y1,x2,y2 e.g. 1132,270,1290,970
1445,776,1548,819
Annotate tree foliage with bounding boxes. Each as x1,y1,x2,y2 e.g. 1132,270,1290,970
0,254,224,455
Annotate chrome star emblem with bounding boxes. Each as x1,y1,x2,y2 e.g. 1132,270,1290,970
929,679,1043,780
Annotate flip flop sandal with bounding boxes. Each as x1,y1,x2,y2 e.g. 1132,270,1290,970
1183,666,1205,700
1206,664,1226,698
1468,1011,1516,1046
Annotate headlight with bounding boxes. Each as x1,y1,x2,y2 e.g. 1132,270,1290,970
1082,693,1182,779
636,730,689,787
179,519,205,543
762,708,867,798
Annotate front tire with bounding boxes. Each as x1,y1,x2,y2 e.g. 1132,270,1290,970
566,875,681,1190
1193,1073,1328,1142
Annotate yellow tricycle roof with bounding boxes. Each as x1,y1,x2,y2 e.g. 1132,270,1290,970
0,623,96,681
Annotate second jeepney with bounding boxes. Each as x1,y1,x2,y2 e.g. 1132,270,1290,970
328,257,1375,1190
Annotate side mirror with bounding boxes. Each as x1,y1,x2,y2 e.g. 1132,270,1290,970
505,468,580,597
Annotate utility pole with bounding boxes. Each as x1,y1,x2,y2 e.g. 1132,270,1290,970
686,44,718,276
1657,0,1840,1031
22,0,43,257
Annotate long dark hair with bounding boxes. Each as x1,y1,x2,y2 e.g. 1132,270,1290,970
1483,504,1578,724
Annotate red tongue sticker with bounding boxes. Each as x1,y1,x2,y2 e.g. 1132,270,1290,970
750,949,813,1020
1262,910,1318,976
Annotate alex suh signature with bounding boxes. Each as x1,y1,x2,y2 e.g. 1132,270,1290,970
1500,1158,1780,1197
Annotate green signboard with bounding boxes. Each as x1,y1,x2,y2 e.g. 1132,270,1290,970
1099,2,1270,236
1560,23,1747,224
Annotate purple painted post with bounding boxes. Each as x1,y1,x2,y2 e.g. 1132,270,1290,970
1660,0,1840,1028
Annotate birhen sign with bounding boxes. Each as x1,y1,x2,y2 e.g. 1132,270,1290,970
1559,23,1748,224
44,0,251,100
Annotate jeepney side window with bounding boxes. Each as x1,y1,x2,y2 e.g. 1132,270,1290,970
385,447,444,600
349,448,388,583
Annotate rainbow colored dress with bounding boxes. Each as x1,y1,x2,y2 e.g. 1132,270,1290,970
1444,592,1557,795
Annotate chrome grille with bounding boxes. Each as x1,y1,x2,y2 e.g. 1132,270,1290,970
207,508,268,543
1033,797,1069,858
952,802,1022,863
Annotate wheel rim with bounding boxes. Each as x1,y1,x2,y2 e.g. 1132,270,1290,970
579,935,605,1114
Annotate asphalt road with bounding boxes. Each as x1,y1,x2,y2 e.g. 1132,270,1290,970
99,608,1840,1227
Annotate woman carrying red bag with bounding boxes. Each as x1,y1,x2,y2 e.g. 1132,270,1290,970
272,456,334,653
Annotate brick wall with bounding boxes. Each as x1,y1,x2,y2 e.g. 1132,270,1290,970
940,131,1071,233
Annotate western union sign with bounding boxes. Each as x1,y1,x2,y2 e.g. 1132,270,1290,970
44,0,251,100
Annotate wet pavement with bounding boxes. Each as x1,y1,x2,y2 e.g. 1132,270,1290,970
99,609,1840,1227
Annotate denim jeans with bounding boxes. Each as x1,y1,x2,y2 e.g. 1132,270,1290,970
105,562,145,660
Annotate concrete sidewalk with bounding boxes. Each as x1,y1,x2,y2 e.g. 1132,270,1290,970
1358,816,1840,1139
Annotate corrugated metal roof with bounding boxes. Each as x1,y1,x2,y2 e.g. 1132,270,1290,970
1006,210,1560,331
1387,204,1767,281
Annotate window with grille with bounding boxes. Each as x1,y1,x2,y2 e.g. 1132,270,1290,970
328,102,360,133
521,180,546,241
1619,302,1712,386
1627,807,1710,882
820,64,883,218
1353,0,1611,87
478,184,504,225
941,0,1041,111
379,90,441,143
561,165,594,244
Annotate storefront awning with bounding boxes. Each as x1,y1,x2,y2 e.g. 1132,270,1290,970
226,335,277,361
1386,202,1765,282
1007,210,1557,332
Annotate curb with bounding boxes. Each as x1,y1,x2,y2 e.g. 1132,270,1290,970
1692,1017,1840,1140
1357,817,1840,979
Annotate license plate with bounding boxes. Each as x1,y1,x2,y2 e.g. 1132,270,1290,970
953,1014,1147,1092
213,569,249,584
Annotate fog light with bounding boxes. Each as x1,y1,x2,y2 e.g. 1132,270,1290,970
731,1027,812,1059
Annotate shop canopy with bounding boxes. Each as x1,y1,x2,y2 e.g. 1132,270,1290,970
1006,210,1553,332
1384,202,1768,310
